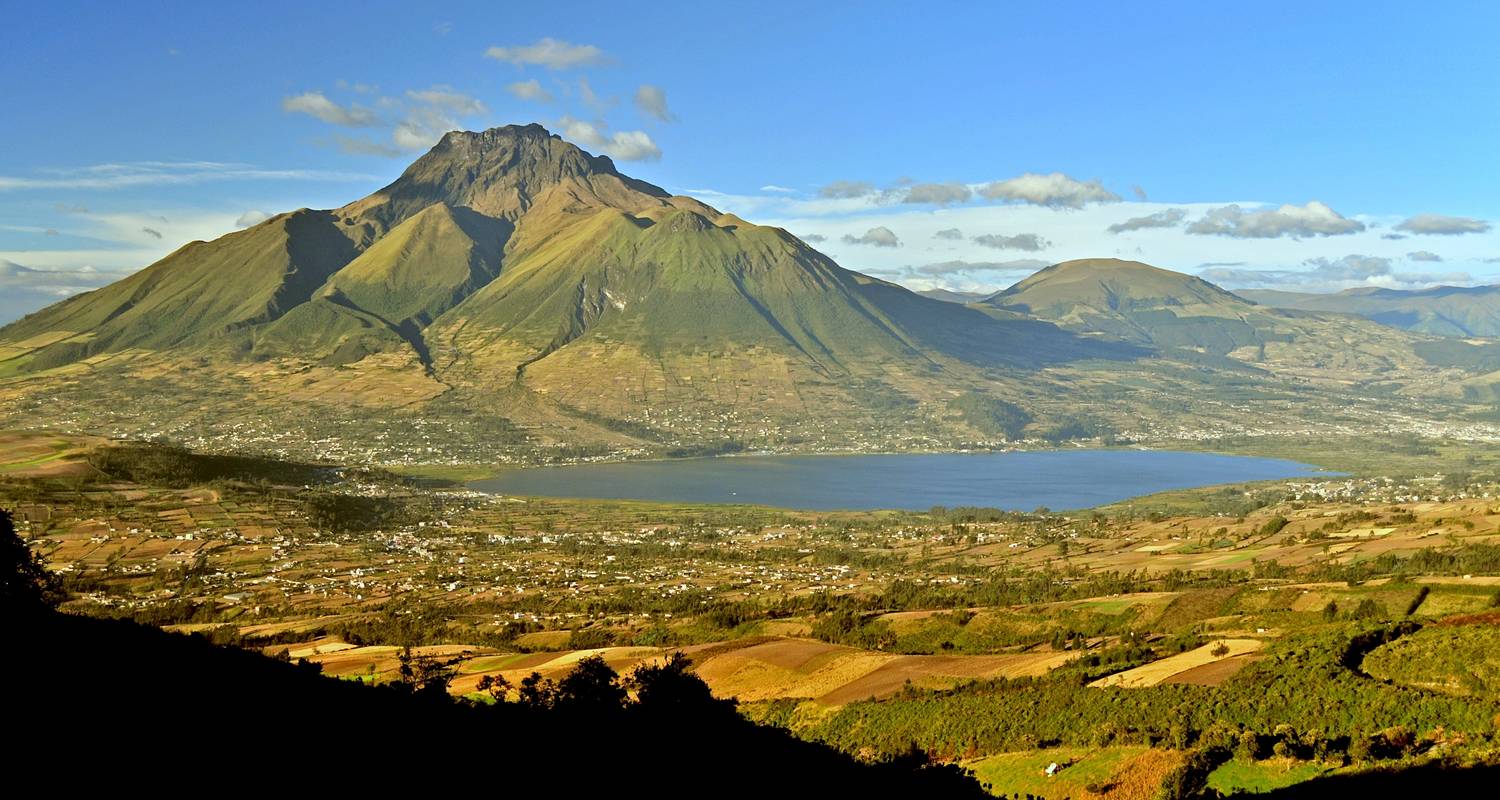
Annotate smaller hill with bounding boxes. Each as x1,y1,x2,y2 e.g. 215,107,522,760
1240,284,1500,338
983,259,1272,355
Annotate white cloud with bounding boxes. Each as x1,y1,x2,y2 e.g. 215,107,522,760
392,87,489,152
557,116,662,161
979,172,1119,209
406,86,487,116
634,84,675,122
842,226,901,247
1394,213,1491,236
818,180,876,199
506,79,554,103
1186,201,1364,238
1107,208,1187,233
484,38,608,70
1407,250,1443,262
933,228,964,240
282,91,380,127
1202,254,1472,292
972,232,1048,251
760,185,796,193
235,210,271,228
902,182,972,206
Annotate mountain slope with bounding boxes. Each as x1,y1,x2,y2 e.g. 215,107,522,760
0,210,360,369
1241,285,1500,338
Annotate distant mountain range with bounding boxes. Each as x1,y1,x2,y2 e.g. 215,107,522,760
3,124,1498,458
1240,285,1500,338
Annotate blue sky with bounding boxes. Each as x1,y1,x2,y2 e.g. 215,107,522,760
3,1,1498,321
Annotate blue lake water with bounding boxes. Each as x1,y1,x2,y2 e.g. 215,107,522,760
470,450,1326,511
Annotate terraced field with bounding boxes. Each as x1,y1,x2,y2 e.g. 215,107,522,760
1090,639,1265,688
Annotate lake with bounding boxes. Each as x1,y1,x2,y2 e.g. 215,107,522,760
469,450,1326,511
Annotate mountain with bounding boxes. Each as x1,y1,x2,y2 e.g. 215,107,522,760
0,124,1130,449
984,258,1284,355
1240,285,1500,338
980,258,1475,385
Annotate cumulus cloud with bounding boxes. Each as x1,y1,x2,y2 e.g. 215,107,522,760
800,233,826,243
979,172,1120,209
557,115,662,161
392,86,489,152
506,79,554,102
1407,250,1443,262
917,259,1048,276
634,84,675,122
901,182,972,206
1303,254,1394,280
842,226,901,248
236,210,271,228
1393,213,1491,236
282,91,380,127
933,228,964,240
1186,201,1365,238
972,232,1049,251
407,86,487,116
1107,208,1187,234
484,38,608,70
818,180,875,199
1201,254,1471,292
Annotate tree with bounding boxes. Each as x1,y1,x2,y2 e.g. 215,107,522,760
554,655,626,711
1322,600,1339,621
475,674,511,702
1210,642,1230,658
1352,599,1382,620
627,651,721,710
395,646,464,699
518,672,557,709
2,509,64,613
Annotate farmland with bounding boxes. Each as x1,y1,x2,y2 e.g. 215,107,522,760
6,433,1500,796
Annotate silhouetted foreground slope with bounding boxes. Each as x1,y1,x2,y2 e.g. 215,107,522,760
11,613,990,795
7,513,981,795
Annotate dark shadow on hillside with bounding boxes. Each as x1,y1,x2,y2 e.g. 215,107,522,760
4,507,986,796
855,279,1148,368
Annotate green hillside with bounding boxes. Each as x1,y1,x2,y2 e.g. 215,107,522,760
985,258,1273,355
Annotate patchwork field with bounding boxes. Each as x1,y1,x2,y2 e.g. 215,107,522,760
1089,639,1265,688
